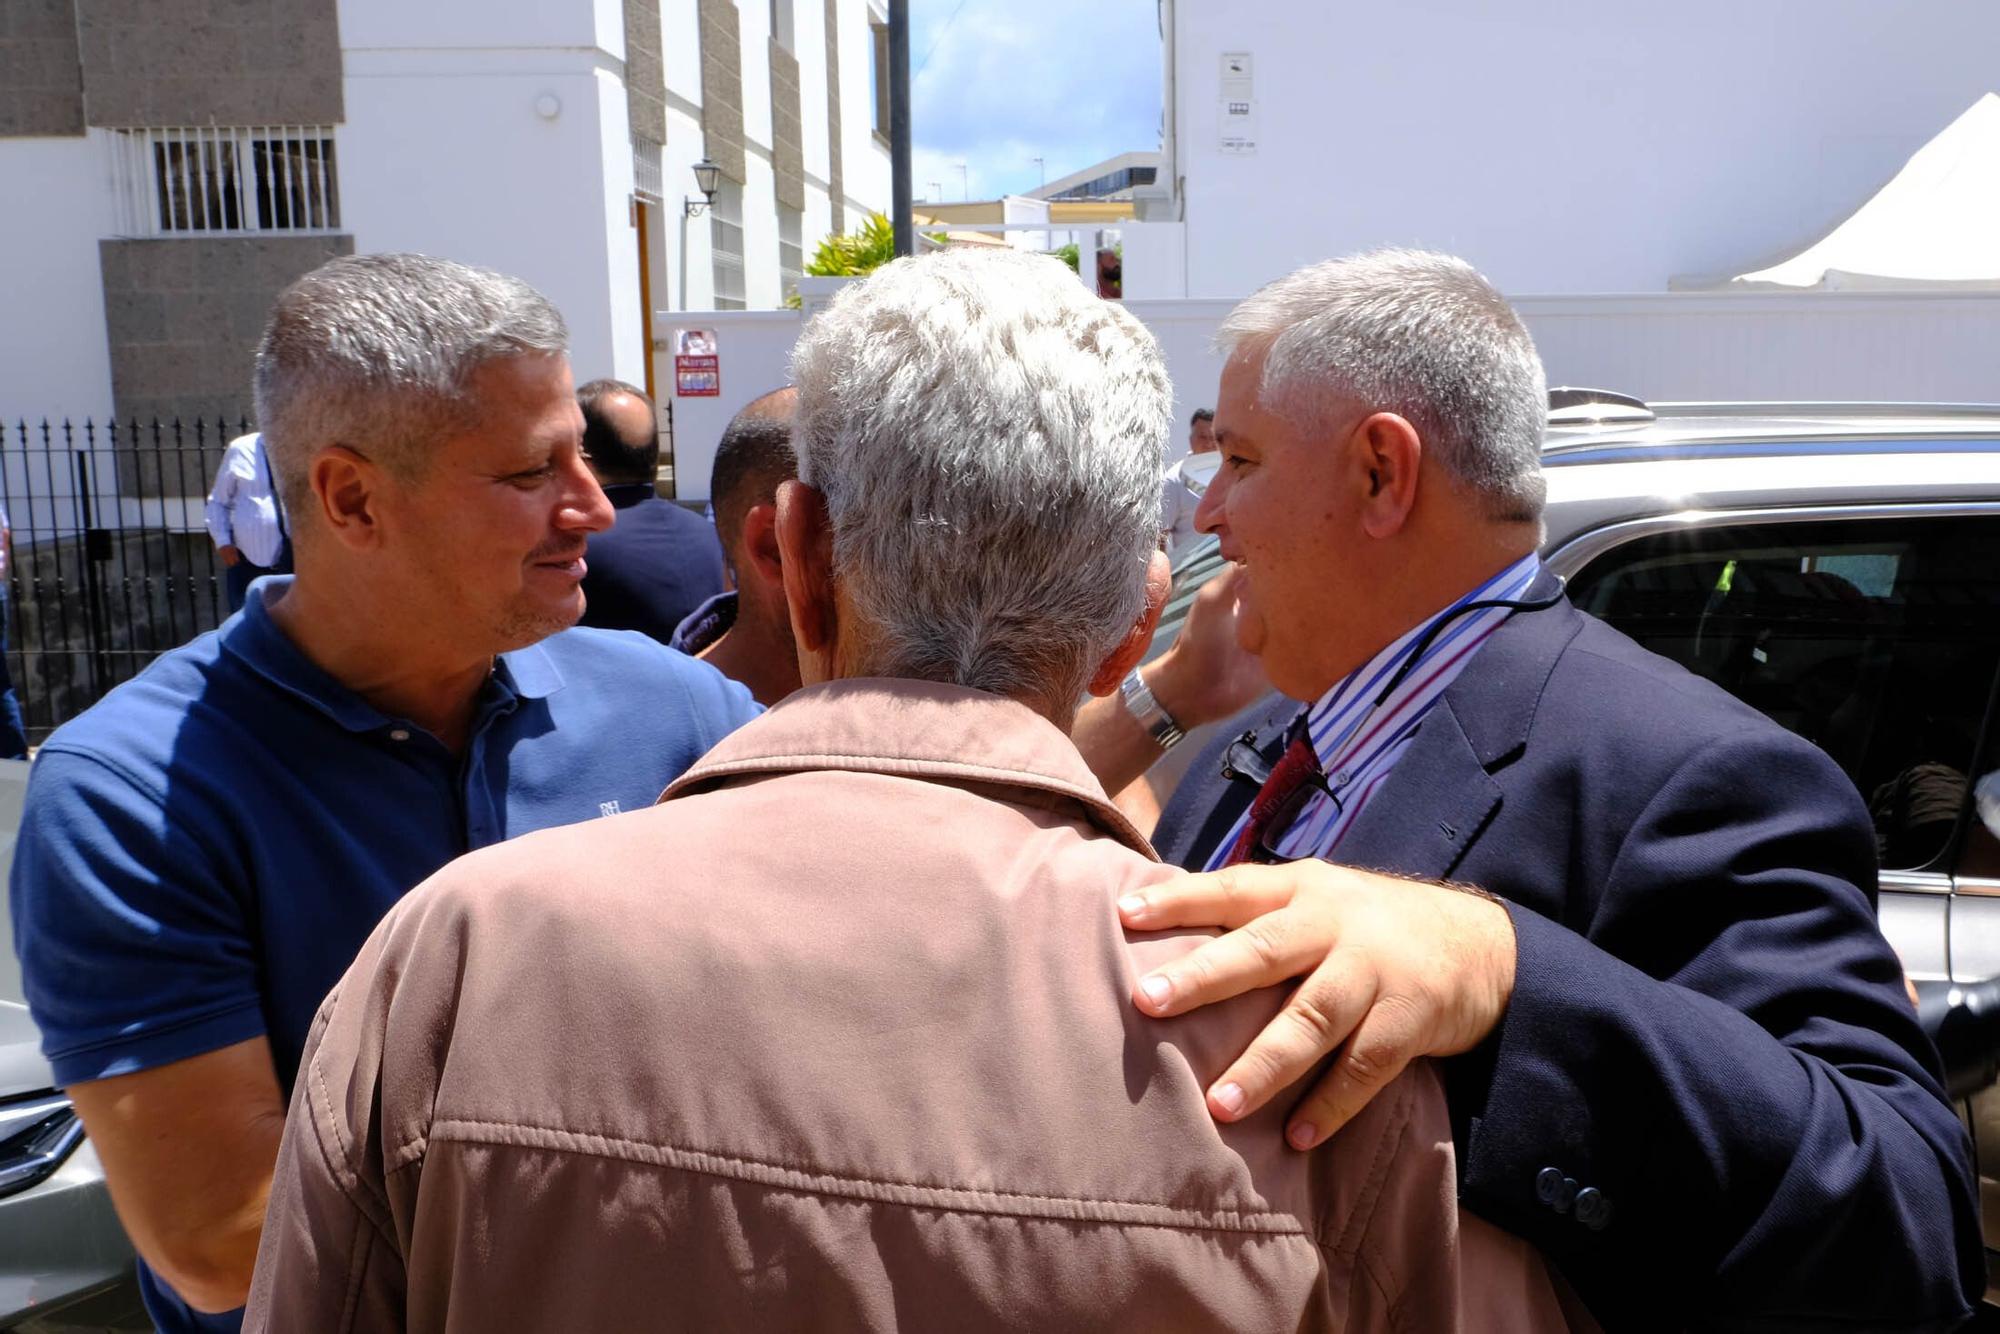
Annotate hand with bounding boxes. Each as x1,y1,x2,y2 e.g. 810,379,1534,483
1119,860,1517,1149
1148,566,1268,728
217,544,242,568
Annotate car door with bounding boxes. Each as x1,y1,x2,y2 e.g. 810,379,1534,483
1558,509,2000,1276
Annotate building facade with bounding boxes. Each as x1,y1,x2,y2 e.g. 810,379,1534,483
0,0,891,427
1129,0,2000,300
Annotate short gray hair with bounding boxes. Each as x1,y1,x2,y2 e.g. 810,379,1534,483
252,252,568,515
790,248,1169,710
1217,249,1547,521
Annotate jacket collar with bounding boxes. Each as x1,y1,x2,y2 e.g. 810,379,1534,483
661,678,1157,859
1332,570,1582,879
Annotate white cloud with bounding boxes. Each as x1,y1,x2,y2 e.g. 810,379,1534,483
910,0,1161,200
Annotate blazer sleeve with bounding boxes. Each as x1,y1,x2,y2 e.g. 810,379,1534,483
1449,725,1982,1331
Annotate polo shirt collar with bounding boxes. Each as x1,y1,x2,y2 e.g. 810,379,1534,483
662,677,1157,859
221,576,565,732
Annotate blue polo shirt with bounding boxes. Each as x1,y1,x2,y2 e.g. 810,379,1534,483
8,579,759,1333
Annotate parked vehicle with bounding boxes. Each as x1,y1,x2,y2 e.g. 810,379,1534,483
1172,391,2000,1301
0,759,144,1331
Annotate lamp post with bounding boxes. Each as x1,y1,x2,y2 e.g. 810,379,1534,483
677,157,722,311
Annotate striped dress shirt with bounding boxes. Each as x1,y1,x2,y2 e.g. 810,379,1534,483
1204,553,1545,869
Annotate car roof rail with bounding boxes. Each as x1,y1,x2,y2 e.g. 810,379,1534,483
1548,387,1656,427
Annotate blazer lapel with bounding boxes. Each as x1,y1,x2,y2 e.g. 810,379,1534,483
1334,572,1583,882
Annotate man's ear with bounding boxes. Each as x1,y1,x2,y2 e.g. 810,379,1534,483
1087,549,1173,697
309,446,386,551
1351,411,1422,540
739,501,785,593
774,480,836,660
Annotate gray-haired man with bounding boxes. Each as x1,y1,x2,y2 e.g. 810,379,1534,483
8,253,757,1333
247,248,1565,1330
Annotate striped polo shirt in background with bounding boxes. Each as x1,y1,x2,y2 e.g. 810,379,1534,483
1204,552,1545,869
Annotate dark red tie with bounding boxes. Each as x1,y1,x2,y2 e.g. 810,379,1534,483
1222,730,1324,866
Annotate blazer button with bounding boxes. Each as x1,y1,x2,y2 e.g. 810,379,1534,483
1574,1187,1613,1231
1535,1167,1564,1205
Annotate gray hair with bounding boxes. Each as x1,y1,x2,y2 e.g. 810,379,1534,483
1217,248,1547,521
252,252,568,515
789,248,1169,710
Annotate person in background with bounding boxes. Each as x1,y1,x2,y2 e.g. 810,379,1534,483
574,379,726,642
0,500,25,758
204,431,291,613
670,387,800,706
1160,406,1217,555
246,246,1567,1334
8,254,757,1334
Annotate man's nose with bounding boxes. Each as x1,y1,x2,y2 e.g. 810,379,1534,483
559,455,616,535
1194,470,1228,536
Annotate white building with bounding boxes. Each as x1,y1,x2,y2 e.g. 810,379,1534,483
0,0,891,427
1129,0,2000,299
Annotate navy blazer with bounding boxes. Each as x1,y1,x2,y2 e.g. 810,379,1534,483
578,485,728,645
1154,572,1982,1331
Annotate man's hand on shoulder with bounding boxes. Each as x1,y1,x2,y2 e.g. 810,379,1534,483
1119,861,1516,1148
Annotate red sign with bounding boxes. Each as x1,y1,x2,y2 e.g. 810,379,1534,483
675,354,719,397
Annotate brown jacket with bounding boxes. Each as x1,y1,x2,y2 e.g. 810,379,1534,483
246,680,1576,1332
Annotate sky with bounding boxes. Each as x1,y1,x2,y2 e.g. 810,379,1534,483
909,0,1163,203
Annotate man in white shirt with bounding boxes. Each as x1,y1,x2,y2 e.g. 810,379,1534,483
205,432,291,611
1159,407,1215,556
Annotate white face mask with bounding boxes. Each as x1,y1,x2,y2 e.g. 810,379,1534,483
1978,770,2000,843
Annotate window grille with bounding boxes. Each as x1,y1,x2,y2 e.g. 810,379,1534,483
107,127,340,238
778,205,803,304
632,138,664,206
711,179,746,310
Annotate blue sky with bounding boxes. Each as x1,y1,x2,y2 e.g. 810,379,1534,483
909,0,1163,202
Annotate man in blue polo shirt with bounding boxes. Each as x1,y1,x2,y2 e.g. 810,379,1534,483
7,253,757,1333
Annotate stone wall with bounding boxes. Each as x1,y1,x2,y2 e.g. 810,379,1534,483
100,233,353,430
623,0,665,147
0,0,85,138
74,0,342,128
769,40,804,212
698,0,745,185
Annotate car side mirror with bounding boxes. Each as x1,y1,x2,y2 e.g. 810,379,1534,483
1978,770,2000,842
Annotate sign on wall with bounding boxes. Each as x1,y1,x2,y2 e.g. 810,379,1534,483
674,328,719,397
1220,51,1257,155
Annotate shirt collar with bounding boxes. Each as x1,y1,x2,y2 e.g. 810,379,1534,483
603,483,655,508
220,576,565,733
1301,552,1544,769
670,590,738,656
661,677,1157,859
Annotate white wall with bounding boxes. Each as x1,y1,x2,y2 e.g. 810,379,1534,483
649,291,2000,496
1171,0,2000,298
833,0,891,227
0,138,117,420
337,33,646,386
653,310,804,499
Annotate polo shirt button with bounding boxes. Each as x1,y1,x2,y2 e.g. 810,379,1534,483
1535,1167,1564,1205
389,728,410,742
1574,1187,1612,1231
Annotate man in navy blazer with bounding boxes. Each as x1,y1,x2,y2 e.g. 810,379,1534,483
1108,250,1980,1329
575,379,726,642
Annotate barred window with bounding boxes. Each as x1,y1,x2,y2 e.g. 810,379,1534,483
110,127,339,237
778,205,803,305
711,179,746,310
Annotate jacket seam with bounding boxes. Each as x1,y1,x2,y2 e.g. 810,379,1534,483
395,1118,1312,1237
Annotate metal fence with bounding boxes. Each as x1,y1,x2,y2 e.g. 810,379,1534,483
2,418,236,745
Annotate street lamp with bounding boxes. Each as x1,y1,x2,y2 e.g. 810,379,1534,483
678,157,722,310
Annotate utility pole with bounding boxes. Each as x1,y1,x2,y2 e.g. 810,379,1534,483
1032,156,1045,188
889,0,913,256
956,161,968,201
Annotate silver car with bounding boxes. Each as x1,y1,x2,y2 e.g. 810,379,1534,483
0,759,143,1331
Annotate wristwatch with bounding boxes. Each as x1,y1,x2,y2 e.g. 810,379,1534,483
1120,668,1186,751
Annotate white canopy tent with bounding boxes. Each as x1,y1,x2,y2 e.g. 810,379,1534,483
1683,93,2000,291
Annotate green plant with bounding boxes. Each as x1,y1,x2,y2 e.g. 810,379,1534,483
1050,242,1080,273
806,212,898,277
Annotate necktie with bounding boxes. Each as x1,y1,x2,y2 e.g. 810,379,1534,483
1222,728,1324,866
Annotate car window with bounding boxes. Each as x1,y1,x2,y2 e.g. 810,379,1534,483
1569,515,2000,873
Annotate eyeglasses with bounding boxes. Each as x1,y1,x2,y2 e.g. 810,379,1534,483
1220,730,1342,865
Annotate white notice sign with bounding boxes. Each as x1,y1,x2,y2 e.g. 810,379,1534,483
1220,51,1256,155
